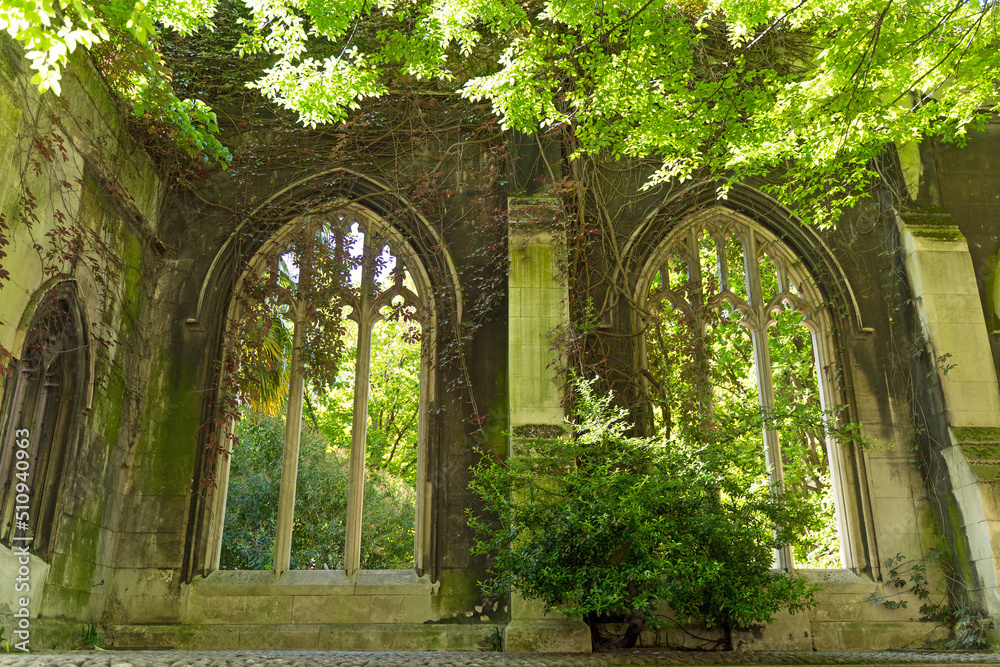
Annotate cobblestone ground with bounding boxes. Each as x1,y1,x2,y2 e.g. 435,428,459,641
2,651,1000,667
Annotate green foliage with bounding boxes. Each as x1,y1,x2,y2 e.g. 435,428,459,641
948,605,995,650
871,552,931,610
1,0,230,168
479,626,504,652
315,315,421,485
468,378,816,632
15,0,1000,215
75,622,103,649
645,231,845,568
870,550,994,650
220,414,415,570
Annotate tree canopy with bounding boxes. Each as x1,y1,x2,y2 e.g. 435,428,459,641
7,0,999,220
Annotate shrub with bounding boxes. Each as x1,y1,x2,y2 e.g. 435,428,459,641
468,379,816,647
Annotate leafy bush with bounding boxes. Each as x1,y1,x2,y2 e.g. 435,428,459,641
468,379,816,646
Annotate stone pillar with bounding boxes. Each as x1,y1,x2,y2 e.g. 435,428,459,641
898,209,1000,615
273,300,307,576
503,197,592,653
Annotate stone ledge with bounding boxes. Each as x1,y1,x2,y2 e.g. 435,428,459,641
189,569,437,597
108,623,501,651
799,568,876,593
810,620,948,651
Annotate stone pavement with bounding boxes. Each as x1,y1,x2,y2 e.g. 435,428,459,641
2,651,1000,667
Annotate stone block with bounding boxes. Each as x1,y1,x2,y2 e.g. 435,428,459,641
129,495,189,534
116,531,184,570
508,287,523,315
109,623,241,650
0,548,49,616
809,599,879,623
732,607,811,651
509,407,564,426
944,445,982,489
108,593,181,624
369,594,434,623
13,617,79,651
804,568,877,596
655,623,725,649
811,620,946,651
291,594,372,624
275,569,357,593
354,570,437,595
510,592,548,618
191,568,356,596
931,320,992,355
905,251,976,296
944,385,1000,427
867,464,916,500
38,583,87,617
319,623,499,651
503,618,591,652
237,625,321,650
870,497,921,536
184,594,293,625
905,232,973,261
978,484,1000,521
922,294,986,325
111,567,180,598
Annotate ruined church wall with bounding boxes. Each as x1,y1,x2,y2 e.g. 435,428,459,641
0,41,165,648
99,117,513,648
909,120,1000,620
4,46,1000,652
545,146,955,648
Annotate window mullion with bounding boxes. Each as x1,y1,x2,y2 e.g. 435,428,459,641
345,231,377,577
743,229,793,571
24,373,54,534
273,298,308,576
686,230,712,416
810,326,855,570
0,362,32,499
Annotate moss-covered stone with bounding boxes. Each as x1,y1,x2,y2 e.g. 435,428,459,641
954,427,1000,443
899,204,951,217
971,463,1000,480
910,228,966,241
961,444,1000,460
946,492,977,588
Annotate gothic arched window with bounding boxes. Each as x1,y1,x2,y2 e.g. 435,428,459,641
0,284,89,560
211,207,433,576
639,210,852,570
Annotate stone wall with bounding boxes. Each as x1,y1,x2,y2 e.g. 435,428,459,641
0,41,163,649
2,46,1000,653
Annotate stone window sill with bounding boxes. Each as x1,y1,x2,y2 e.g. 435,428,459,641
189,569,438,596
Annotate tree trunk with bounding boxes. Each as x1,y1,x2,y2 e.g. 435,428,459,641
619,608,646,648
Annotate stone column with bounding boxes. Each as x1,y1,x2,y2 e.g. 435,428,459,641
898,208,1000,615
273,299,307,576
503,197,591,653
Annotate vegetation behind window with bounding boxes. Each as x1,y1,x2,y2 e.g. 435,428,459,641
643,219,842,568
221,315,421,570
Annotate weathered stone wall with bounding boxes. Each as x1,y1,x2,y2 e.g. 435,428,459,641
0,40,163,649
4,46,1000,653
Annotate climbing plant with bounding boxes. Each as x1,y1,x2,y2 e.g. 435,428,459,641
10,0,1000,225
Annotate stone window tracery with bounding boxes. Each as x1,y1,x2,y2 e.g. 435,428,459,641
639,210,852,570
213,207,432,576
0,284,89,560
